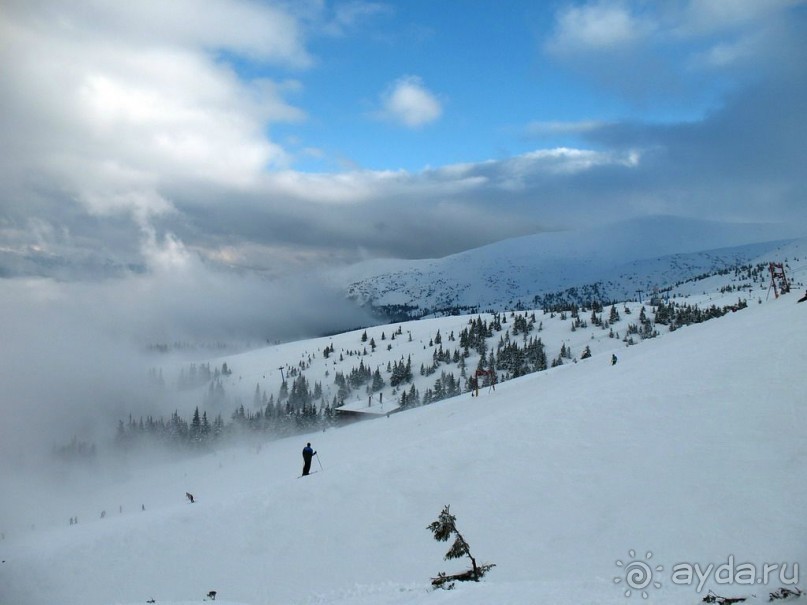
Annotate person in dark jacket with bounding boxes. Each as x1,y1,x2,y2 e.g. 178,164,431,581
302,442,316,476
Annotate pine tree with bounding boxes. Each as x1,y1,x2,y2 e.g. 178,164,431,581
190,407,202,443
371,368,385,392
408,383,420,407
201,411,210,439
427,505,495,589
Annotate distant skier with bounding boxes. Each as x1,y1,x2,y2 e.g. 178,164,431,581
611,354,618,365
302,442,317,476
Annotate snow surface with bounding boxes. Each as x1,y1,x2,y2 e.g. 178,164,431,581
1,248,806,604
333,216,805,314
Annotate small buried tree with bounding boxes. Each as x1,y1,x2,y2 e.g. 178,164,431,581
427,505,495,589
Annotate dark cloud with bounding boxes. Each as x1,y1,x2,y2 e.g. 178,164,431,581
578,63,807,223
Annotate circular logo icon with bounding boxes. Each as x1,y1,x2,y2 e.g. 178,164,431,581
614,550,663,598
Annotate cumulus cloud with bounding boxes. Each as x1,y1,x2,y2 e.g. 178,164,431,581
546,1,654,53
0,0,306,234
544,0,802,90
376,75,443,128
543,2,679,100
0,0,317,290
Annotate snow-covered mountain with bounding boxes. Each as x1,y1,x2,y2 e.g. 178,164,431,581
1,238,805,605
332,216,803,318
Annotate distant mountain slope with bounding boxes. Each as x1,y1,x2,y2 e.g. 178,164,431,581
4,255,805,605
331,216,802,317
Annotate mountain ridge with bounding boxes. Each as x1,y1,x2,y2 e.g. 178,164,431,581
330,216,803,318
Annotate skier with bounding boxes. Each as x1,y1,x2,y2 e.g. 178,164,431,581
302,442,316,476
611,354,618,365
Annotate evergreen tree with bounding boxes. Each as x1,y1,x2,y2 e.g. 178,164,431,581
427,505,495,589
371,368,385,392
190,407,202,443
201,411,210,439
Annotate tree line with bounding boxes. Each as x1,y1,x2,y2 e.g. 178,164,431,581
105,300,748,455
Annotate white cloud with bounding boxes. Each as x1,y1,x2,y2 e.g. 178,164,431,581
696,38,755,68
0,0,313,275
324,0,393,36
546,1,654,54
546,0,794,57
676,0,798,37
0,2,307,193
545,0,800,73
525,120,608,137
377,75,443,128
682,6,801,73
29,0,313,67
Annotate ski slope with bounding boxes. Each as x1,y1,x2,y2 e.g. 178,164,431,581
1,283,805,604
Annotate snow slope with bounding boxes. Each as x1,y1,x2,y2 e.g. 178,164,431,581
333,216,804,316
85,237,807,424
1,271,805,604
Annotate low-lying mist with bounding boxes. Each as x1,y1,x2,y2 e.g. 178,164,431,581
0,260,374,532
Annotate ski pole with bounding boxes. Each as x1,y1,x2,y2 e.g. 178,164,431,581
316,452,324,471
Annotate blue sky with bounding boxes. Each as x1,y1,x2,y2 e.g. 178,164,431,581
261,1,734,172
0,0,805,280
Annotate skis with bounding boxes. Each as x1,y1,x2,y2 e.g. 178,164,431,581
297,470,319,478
